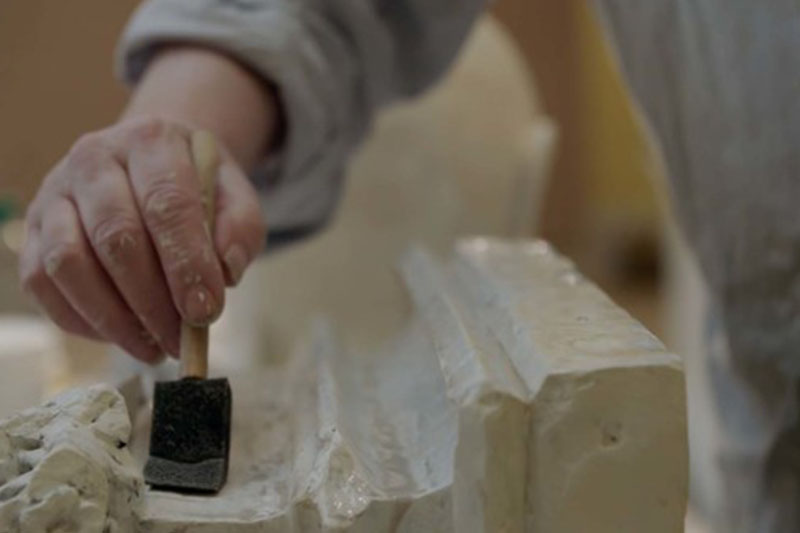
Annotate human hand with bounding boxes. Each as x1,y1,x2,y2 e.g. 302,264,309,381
19,117,265,363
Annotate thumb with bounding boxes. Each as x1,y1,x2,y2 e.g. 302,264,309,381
213,158,266,286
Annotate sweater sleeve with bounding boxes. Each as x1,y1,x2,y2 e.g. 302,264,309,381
116,0,486,243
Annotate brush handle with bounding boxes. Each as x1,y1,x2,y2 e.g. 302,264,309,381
180,130,218,379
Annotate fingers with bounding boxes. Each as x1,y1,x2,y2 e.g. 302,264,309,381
35,197,163,363
21,117,261,365
66,135,180,356
19,228,104,341
214,158,266,285
123,119,226,325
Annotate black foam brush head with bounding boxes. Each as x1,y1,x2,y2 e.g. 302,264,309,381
144,377,231,493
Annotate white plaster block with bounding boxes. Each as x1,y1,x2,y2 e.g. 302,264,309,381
401,238,687,533
0,238,687,532
0,385,142,533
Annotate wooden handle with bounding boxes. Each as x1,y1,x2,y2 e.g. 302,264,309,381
180,131,219,379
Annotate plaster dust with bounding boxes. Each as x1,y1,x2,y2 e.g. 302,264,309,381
0,237,687,532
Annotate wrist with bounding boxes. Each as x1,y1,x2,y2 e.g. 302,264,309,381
122,45,281,171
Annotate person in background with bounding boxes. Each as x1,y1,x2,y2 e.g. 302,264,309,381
18,1,799,531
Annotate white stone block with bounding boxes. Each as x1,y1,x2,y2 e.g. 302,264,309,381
0,238,687,532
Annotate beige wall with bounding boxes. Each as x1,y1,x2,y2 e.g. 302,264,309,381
0,1,138,205
492,0,663,279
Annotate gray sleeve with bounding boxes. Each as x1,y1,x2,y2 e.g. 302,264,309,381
116,0,486,241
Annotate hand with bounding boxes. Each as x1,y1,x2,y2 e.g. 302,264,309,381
19,46,276,363
19,117,266,363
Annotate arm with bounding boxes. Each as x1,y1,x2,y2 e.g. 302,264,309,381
20,47,274,362
123,46,280,171
118,0,489,235
21,0,487,363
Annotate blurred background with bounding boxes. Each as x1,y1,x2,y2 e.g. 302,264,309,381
0,1,711,530
0,2,668,337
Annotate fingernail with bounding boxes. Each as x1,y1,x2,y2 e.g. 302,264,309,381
223,245,248,285
184,285,220,325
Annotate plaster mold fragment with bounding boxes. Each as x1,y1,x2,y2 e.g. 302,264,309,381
0,385,142,533
0,238,687,532
401,239,687,533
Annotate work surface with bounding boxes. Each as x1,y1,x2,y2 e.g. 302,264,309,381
0,238,688,532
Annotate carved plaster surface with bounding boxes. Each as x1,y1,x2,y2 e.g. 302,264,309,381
0,385,142,533
1,238,688,532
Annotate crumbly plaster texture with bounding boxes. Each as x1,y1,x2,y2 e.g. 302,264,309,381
0,238,688,532
0,385,143,533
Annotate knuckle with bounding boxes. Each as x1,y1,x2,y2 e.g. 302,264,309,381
159,232,209,275
142,183,209,272
41,241,81,278
90,214,142,267
142,180,197,227
68,132,108,171
127,116,168,144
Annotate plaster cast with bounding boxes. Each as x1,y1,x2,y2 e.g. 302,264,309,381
138,238,686,532
0,238,687,532
0,385,142,533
